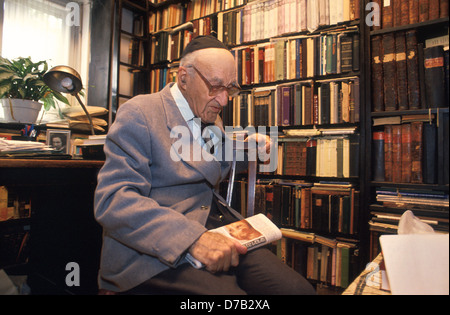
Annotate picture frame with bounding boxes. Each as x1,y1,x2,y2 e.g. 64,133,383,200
46,129,71,154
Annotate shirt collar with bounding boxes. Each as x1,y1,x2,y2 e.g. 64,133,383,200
170,83,195,123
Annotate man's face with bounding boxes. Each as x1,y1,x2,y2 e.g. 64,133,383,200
52,137,63,150
182,49,238,124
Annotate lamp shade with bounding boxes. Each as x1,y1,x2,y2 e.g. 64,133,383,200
43,66,83,95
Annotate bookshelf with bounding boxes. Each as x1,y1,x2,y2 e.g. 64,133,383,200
110,0,152,123
131,0,367,290
109,0,446,292
364,0,449,260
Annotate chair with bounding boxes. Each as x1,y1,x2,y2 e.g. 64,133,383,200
226,140,257,218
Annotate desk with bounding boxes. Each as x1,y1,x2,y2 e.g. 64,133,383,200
1,158,104,294
342,253,391,295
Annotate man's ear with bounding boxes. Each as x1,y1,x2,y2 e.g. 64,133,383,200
178,66,188,89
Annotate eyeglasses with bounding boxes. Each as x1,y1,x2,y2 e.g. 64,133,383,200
188,65,241,98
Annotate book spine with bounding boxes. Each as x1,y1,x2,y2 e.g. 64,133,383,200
395,32,409,111
392,125,402,183
373,131,385,181
411,121,423,183
429,0,440,20
306,139,317,176
409,0,420,24
401,123,412,183
393,0,402,27
400,0,410,25
382,0,394,28
371,36,384,112
422,122,437,184
384,125,393,182
424,46,447,108
406,30,421,110
419,0,429,22
440,0,449,17
382,34,398,111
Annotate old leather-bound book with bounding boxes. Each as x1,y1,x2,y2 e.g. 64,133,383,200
406,30,421,110
419,0,429,22
401,123,412,183
382,34,398,111
372,36,384,112
395,32,409,110
424,45,447,108
392,125,402,183
384,125,393,182
382,0,394,28
429,0,440,20
411,121,423,183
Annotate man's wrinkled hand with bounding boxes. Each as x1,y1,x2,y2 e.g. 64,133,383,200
189,232,247,273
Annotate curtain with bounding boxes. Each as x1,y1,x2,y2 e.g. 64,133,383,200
2,0,71,67
1,0,91,122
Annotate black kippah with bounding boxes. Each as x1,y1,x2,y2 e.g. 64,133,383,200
181,35,228,59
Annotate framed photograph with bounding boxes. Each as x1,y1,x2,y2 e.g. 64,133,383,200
46,129,71,154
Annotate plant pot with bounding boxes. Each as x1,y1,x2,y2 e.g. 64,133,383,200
0,98,43,124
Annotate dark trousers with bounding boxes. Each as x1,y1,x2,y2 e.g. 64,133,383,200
123,195,316,295
123,247,315,295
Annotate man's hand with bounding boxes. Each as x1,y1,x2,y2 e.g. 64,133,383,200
245,133,272,155
189,232,248,273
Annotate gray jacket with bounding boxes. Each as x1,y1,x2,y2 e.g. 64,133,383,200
94,83,244,292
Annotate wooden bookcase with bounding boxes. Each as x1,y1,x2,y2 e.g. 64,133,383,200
363,0,449,260
109,0,449,292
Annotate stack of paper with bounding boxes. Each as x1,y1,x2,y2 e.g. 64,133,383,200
0,139,52,154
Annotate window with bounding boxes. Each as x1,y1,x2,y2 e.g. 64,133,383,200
0,0,91,122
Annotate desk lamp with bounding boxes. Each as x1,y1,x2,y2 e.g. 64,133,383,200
43,66,95,135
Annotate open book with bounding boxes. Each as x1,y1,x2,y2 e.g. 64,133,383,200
185,214,282,269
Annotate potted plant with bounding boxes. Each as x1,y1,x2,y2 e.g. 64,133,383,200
0,56,70,124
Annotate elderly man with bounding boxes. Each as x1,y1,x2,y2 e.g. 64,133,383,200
94,35,315,295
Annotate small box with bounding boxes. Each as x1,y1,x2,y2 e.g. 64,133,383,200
80,144,105,160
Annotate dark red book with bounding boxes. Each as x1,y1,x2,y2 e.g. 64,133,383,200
406,30,421,110
371,36,384,112
401,123,412,183
384,125,393,182
411,121,423,183
395,32,409,110
392,125,402,183
382,34,398,111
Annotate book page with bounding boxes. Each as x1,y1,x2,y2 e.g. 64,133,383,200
211,214,282,250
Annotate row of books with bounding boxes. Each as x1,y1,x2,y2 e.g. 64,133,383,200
150,65,178,94
276,134,360,178
223,181,360,235
185,0,246,22
372,117,449,185
369,188,449,234
0,186,31,222
372,0,449,30
222,77,360,129
371,30,449,112
219,0,360,45
232,30,360,85
278,235,359,288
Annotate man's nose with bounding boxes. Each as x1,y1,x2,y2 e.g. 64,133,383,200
215,89,230,106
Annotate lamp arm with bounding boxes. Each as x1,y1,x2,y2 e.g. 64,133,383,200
74,93,95,135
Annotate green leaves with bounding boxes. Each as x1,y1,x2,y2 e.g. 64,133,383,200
0,56,70,111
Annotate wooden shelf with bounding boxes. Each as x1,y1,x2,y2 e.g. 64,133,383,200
0,158,104,169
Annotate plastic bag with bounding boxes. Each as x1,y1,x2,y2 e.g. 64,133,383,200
398,210,435,235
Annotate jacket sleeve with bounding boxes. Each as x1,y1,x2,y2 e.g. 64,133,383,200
94,103,207,267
